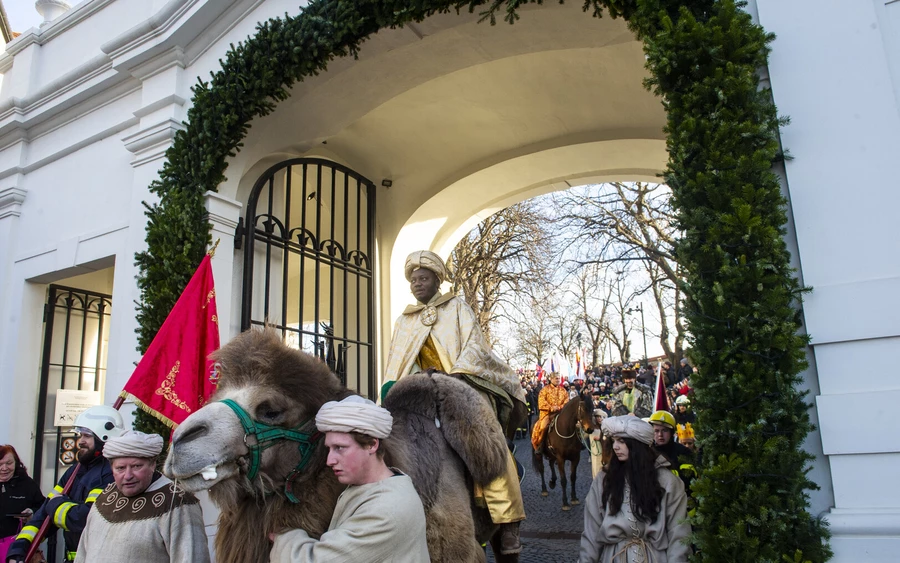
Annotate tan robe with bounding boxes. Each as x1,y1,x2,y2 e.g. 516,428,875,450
579,456,691,563
589,429,605,479
270,474,429,562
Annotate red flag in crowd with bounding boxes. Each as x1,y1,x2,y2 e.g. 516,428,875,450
121,253,220,428
654,363,669,411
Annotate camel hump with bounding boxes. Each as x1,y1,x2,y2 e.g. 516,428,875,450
385,372,508,485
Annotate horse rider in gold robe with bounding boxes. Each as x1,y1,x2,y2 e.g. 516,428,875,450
530,373,570,451
382,250,527,555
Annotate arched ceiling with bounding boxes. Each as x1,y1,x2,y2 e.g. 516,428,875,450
230,3,665,200
222,1,667,323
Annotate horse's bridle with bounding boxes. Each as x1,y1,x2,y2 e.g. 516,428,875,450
551,400,593,446
220,398,322,503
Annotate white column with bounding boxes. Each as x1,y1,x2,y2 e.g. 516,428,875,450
204,191,242,343
0,181,29,444
757,1,900,561
106,50,188,405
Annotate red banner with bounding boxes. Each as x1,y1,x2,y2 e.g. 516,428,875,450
654,363,669,412
121,254,220,427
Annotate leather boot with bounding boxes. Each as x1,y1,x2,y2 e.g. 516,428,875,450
499,521,522,555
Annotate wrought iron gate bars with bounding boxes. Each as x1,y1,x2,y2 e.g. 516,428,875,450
238,158,376,398
34,285,112,486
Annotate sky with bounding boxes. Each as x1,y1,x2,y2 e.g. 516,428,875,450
4,0,86,33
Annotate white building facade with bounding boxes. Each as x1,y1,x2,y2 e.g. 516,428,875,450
0,0,896,560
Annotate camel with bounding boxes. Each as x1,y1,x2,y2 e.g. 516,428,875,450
164,329,519,562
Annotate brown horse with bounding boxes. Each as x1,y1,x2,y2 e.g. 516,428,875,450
592,425,615,474
533,395,595,510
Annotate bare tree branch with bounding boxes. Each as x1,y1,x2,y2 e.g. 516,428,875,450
448,200,557,344
554,182,686,363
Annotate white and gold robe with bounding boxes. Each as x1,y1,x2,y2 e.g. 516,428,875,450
383,292,526,406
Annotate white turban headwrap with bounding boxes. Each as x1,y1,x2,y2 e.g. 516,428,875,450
404,250,451,283
316,396,393,439
601,416,654,446
103,430,164,459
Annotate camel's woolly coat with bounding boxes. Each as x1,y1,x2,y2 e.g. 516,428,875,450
385,370,510,558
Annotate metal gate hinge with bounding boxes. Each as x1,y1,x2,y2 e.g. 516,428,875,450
234,217,244,250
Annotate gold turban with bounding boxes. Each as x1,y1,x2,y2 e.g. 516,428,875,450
601,415,654,446
404,250,451,283
316,396,393,439
103,430,164,459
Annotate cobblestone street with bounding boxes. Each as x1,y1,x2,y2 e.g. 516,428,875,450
487,435,594,563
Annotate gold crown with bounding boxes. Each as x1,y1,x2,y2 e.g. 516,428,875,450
676,422,695,442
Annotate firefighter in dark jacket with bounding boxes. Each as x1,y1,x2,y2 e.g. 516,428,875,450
649,410,696,496
6,405,124,563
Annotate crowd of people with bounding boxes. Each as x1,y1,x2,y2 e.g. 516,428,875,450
525,357,700,562
2,249,695,562
521,360,697,434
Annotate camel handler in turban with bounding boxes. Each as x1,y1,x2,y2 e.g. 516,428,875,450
74,430,210,563
270,396,429,562
381,250,527,555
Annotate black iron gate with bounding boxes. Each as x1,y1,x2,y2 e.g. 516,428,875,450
237,158,376,398
34,285,112,561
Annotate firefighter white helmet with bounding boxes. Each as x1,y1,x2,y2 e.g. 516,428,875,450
74,405,126,442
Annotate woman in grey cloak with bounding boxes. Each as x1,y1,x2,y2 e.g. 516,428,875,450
579,416,691,563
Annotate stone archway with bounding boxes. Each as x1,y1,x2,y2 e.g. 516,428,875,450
208,1,667,330
137,1,832,560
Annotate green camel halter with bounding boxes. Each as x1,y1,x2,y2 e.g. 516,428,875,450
220,398,322,503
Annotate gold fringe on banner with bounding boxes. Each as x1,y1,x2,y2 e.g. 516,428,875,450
119,391,178,429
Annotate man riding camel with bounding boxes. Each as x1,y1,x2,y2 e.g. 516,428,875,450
381,250,526,555
530,373,569,451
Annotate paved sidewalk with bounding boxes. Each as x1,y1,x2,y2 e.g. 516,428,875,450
487,435,595,563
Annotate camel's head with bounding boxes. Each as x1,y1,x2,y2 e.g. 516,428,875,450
164,329,349,497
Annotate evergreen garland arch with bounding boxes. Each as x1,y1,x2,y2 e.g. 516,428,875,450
134,0,831,560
